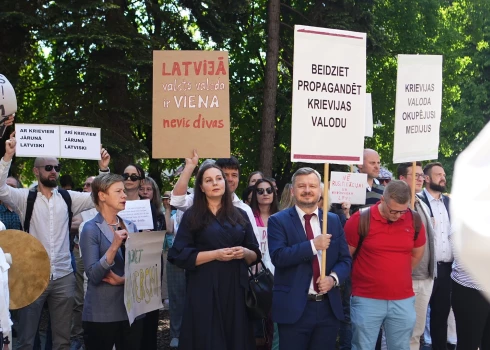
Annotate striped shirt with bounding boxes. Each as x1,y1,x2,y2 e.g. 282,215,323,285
449,232,482,290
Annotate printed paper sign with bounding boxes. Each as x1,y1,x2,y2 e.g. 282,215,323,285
118,200,154,230
365,93,373,137
0,74,17,117
257,227,274,274
393,55,443,163
124,230,165,325
152,51,230,158
15,124,101,160
60,126,101,160
291,26,366,164
15,124,60,158
329,172,367,205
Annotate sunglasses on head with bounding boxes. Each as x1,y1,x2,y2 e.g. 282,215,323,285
39,165,61,172
256,187,273,195
122,173,142,182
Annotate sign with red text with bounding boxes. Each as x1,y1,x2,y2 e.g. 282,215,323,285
393,55,443,163
329,172,367,205
152,51,230,158
125,230,165,325
291,26,366,164
257,227,274,274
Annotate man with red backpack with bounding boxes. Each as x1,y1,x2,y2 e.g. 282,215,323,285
344,180,426,350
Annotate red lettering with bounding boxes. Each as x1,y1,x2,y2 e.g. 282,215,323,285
182,61,192,75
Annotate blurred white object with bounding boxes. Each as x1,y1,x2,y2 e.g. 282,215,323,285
451,121,490,298
0,247,12,337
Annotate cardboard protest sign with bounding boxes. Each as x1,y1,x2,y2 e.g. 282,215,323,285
291,26,366,164
15,124,101,159
257,227,274,274
365,93,373,138
124,231,165,325
152,51,230,158
393,55,443,163
0,74,17,117
118,200,154,230
60,126,101,160
329,172,367,205
15,124,60,158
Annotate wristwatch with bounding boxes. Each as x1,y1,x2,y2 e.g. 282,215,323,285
329,275,338,287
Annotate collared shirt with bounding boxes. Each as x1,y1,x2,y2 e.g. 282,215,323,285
0,204,21,230
423,188,452,262
0,159,96,280
295,205,323,295
170,191,261,243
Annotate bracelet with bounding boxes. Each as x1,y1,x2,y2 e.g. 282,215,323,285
99,168,110,173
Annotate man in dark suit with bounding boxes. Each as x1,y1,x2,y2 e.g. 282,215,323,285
268,167,352,350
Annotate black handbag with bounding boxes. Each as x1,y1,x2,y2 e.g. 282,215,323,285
245,261,274,320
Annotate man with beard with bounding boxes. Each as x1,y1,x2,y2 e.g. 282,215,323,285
0,133,110,350
268,167,352,350
417,162,452,350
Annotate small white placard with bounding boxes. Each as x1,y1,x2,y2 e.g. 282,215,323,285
15,124,60,158
257,226,274,274
329,172,367,205
60,126,101,160
118,200,154,230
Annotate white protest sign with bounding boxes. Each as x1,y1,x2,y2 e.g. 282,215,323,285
365,93,373,137
257,227,274,274
0,74,17,117
60,126,101,160
118,200,154,230
291,26,366,164
15,124,60,158
124,230,165,325
393,55,443,163
329,172,367,205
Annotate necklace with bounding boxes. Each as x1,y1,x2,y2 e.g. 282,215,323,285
107,216,120,230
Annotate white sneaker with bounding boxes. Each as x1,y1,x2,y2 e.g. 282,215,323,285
170,338,179,348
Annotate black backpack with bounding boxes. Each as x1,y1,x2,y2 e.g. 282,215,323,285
24,186,73,249
353,206,422,260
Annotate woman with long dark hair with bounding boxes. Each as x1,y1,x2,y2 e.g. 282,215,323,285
168,164,261,350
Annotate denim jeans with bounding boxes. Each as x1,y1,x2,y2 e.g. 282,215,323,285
351,296,416,350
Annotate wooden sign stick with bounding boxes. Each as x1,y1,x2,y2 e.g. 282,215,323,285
411,161,417,209
321,162,330,278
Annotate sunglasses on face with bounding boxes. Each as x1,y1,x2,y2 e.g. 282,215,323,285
122,173,142,182
256,187,273,195
39,165,61,172
83,182,92,187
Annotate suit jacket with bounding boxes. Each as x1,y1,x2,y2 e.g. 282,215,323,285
80,212,137,322
268,207,352,324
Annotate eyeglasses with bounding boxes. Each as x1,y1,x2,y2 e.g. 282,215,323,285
122,173,142,182
385,201,409,215
38,165,61,172
407,173,425,179
379,179,391,185
83,182,92,187
256,187,273,195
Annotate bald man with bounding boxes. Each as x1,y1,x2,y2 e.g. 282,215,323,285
0,134,110,350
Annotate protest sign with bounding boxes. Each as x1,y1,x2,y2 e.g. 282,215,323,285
0,74,17,117
257,227,274,274
15,124,60,158
329,172,367,205
152,51,230,158
15,124,101,159
124,231,165,325
291,26,366,164
393,55,443,163
60,126,101,160
118,200,154,230
365,93,373,138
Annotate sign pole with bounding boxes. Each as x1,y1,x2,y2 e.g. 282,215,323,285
321,162,330,278
411,161,417,209
350,164,354,173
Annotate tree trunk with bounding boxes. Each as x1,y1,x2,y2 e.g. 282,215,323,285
259,0,281,177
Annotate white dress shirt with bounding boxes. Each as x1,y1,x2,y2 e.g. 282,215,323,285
423,188,452,262
0,158,96,280
171,191,261,243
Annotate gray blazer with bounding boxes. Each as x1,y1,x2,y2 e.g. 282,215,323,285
80,212,137,322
